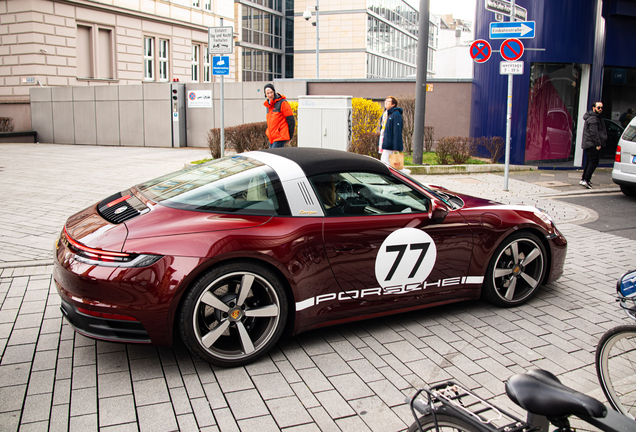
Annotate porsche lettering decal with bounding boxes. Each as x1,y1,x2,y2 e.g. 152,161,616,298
295,276,485,311
299,210,317,215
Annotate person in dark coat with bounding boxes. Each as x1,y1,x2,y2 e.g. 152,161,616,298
580,101,607,189
378,96,403,165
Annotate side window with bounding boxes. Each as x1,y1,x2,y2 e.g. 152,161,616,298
309,172,429,216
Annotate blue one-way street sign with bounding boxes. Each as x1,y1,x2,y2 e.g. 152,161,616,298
489,21,535,39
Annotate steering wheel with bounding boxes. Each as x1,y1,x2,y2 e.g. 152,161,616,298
335,180,354,195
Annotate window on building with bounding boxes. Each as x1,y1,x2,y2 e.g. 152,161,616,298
203,47,211,82
144,36,170,81
203,0,211,10
77,23,115,79
192,0,200,7
192,44,200,82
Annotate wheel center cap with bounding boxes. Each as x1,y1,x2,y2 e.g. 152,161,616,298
228,308,243,322
513,265,522,275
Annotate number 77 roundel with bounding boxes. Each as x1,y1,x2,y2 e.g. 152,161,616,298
375,228,437,289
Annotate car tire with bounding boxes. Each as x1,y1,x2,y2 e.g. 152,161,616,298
482,232,547,307
620,185,636,198
178,261,287,367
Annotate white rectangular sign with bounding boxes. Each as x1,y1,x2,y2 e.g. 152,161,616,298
485,0,527,21
208,27,233,55
187,90,212,108
500,61,524,75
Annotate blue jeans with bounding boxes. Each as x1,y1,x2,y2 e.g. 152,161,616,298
270,140,289,148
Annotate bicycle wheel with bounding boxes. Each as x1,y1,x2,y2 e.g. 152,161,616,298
596,324,636,419
408,412,481,432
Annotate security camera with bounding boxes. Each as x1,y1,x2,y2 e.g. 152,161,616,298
303,8,312,20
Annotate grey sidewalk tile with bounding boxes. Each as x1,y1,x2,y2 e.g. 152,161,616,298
182,372,205,399
225,389,269,420
214,367,254,393
97,371,132,399
282,348,315,370
314,390,355,419
96,341,126,354
52,379,71,406
174,348,197,375
360,336,391,357
0,411,20,432
190,397,216,427
0,384,26,412
361,322,403,344
136,402,178,432
237,414,281,432
328,373,374,401
0,309,19,324
73,334,95,348
56,340,73,359
405,359,452,386
7,327,39,346
252,372,294,400
176,413,200,432
367,380,407,408
202,382,228,410
36,333,59,352
0,322,12,339
132,377,170,406
334,415,372,431
349,358,385,383
21,393,52,424
69,413,98,432
265,395,313,428
26,369,55,396
396,329,428,349
194,361,216,384
60,324,75,341
98,395,137,427
0,297,22,311
358,347,388,368
13,312,43,330
291,382,320,409
307,406,341,432
297,367,333,393
244,356,278,376
328,339,364,362
162,364,185,389
312,353,353,377
99,423,140,432
168,386,193,415
212,407,239,432
1,343,35,365
274,359,302,384
382,353,418,377
18,420,48,432
0,363,31,387
31,349,57,372
54,358,72,380
126,345,157,360
18,300,47,315
157,347,177,366
297,334,333,357
97,351,130,375
70,387,97,417
350,395,407,432
71,364,96,390
130,356,164,381
73,345,96,367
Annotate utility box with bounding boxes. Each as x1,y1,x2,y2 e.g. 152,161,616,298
298,96,352,151
171,82,186,147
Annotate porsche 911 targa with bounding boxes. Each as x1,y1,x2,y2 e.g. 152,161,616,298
54,148,567,367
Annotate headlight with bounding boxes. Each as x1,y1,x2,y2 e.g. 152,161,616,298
536,207,555,226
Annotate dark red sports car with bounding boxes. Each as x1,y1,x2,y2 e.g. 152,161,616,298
54,148,567,367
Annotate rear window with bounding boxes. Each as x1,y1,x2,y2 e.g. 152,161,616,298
622,125,636,143
137,156,289,215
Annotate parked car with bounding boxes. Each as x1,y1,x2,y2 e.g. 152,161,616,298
604,118,624,159
54,148,567,367
612,117,636,197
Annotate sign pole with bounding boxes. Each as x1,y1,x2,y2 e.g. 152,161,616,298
503,0,515,191
221,74,225,158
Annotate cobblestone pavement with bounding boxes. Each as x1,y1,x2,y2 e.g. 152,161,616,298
1,144,634,431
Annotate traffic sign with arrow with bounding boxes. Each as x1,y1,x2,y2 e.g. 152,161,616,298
490,21,535,39
470,39,492,63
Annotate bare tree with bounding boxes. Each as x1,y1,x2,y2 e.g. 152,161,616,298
397,94,415,155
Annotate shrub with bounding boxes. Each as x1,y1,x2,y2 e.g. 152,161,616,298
0,117,14,132
207,128,221,159
207,121,269,158
351,98,383,151
435,136,476,165
424,126,434,152
478,136,505,163
289,101,298,147
350,132,380,159
397,94,415,155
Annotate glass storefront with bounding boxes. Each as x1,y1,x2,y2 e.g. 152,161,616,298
525,63,582,163
602,67,636,159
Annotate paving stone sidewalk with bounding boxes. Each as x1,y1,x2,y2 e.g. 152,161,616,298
1,144,633,432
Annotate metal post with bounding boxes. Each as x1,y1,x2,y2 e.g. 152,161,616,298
412,0,430,165
316,0,320,78
221,74,225,158
503,0,515,191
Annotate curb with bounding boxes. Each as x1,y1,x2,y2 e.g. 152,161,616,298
407,164,536,175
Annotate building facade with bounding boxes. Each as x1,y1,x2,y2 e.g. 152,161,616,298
471,0,636,166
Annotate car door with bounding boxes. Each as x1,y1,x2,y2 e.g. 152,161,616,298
309,172,474,316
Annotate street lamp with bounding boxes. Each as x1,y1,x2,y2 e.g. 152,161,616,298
303,2,319,78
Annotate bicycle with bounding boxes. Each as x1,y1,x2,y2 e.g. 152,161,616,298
596,269,636,420
406,368,635,432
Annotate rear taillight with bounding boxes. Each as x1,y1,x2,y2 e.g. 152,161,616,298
62,227,162,268
616,145,621,163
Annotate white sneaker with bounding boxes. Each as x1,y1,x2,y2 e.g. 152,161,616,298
580,180,592,189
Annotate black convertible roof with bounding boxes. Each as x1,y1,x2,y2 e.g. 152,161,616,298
258,147,391,177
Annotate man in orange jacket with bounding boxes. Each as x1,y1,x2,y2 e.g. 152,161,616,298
264,83,295,148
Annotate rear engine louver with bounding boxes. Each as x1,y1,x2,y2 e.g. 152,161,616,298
98,191,148,224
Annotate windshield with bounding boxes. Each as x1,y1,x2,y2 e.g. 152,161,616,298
137,156,288,215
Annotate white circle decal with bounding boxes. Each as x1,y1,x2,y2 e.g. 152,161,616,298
375,228,437,289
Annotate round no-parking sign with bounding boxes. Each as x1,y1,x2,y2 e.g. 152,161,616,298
500,38,524,61
470,39,492,63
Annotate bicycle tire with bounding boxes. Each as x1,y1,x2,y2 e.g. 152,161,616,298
408,412,482,432
595,324,636,419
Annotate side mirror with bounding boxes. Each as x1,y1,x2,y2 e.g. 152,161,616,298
429,199,449,224
618,270,636,298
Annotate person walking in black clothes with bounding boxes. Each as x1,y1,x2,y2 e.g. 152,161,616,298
580,101,607,189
